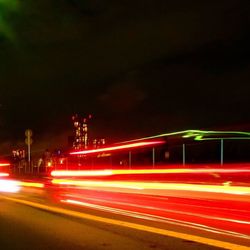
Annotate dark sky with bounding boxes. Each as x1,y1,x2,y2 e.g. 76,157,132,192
0,0,250,153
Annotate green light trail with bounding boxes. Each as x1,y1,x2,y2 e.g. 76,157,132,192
121,129,250,143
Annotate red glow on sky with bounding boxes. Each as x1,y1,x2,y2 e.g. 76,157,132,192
70,141,165,155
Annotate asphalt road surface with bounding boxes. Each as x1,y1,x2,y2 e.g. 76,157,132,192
1,169,250,250
0,195,226,250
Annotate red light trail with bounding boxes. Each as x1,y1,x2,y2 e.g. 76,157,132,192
0,163,10,167
56,184,250,245
70,140,165,155
61,198,250,240
52,179,250,195
0,173,9,177
51,167,250,177
51,170,113,177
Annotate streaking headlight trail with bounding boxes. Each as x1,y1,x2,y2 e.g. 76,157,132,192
0,180,20,193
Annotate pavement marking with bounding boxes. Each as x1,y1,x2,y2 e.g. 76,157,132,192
1,195,249,250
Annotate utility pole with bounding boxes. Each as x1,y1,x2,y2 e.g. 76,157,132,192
182,143,186,166
220,139,224,165
25,129,33,171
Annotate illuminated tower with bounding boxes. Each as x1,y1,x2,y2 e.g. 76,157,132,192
72,114,92,150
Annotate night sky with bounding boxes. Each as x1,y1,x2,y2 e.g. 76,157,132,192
0,0,250,154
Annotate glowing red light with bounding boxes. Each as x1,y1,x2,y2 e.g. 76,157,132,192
51,167,250,178
70,141,165,155
51,170,113,177
0,173,9,177
0,163,10,167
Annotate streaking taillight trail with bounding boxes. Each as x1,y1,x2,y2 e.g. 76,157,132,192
51,167,250,177
0,173,9,177
52,179,250,195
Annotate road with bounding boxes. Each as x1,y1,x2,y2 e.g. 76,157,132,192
0,167,250,250
0,195,223,250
